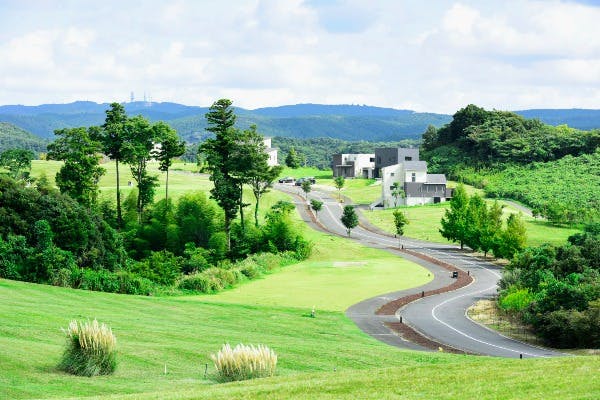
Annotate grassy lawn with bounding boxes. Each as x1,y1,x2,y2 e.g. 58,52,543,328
362,201,579,247
201,232,431,312
2,278,599,399
31,160,212,203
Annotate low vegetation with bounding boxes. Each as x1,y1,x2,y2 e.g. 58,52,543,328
211,343,277,382
498,224,600,348
58,319,117,376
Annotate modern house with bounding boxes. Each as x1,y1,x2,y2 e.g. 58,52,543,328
263,137,278,166
331,153,375,178
373,148,452,208
374,147,420,178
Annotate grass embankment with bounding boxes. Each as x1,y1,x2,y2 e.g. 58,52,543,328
362,201,579,247
325,175,579,247
2,278,599,400
31,160,210,203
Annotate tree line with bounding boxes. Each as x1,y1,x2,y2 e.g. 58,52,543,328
0,99,310,295
440,184,526,259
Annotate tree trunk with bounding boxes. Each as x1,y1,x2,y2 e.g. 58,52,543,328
238,183,245,233
115,159,122,229
254,191,260,227
165,168,169,203
225,215,231,252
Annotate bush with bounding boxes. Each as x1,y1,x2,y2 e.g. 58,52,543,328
534,302,600,348
178,273,212,292
210,343,277,382
58,319,117,376
498,287,534,312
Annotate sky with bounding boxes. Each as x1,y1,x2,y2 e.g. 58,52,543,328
0,0,599,113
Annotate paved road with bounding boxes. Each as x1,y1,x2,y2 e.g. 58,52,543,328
276,183,564,358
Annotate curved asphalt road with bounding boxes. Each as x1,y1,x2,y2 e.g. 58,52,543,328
276,183,564,358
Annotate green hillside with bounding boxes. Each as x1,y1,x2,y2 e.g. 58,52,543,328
0,122,48,154
2,278,599,399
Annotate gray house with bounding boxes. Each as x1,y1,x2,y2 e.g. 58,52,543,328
374,148,420,178
373,148,452,208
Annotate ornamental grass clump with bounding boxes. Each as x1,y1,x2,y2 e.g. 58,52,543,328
210,343,277,382
58,319,117,376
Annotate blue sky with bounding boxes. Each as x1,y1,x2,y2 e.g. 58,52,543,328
0,0,598,112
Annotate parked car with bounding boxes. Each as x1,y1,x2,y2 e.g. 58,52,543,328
295,177,316,186
278,176,295,183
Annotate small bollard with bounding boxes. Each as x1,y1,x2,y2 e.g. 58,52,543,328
520,354,523,359
399,316,403,323
467,270,470,276
421,290,425,297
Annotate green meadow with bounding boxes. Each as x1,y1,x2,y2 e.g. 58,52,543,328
2,161,595,399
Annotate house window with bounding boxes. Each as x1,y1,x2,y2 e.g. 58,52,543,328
411,173,416,182
405,156,412,161
390,172,395,177
370,157,375,162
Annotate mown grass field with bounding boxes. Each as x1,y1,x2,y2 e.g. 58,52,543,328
6,161,595,399
2,277,599,400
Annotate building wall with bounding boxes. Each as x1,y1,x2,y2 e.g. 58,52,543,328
267,149,278,166
404,170,427,183
374,148,420,178
332,153,374,178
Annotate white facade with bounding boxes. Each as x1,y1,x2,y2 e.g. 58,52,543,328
378,158,448,208
333,153,375,178
263,137,278,166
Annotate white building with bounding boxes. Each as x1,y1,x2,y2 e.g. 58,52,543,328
263,137,278,166
374,148,452,208
331,153,375,178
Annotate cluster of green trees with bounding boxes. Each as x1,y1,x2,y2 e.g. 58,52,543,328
0,100,310,295
0,122,48,155
498,224,600,348
0,148,34,180
440,185,526,258
422,105,600,224
423,104,599,165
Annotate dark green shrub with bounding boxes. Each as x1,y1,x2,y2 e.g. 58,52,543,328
534,302,600,348
182,243,212,274
127,251,182,286
116,271,154,295
178,273,212,292
0,234,31,280
58,319,117,376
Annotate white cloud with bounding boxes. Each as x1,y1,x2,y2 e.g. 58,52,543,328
0,0,599,112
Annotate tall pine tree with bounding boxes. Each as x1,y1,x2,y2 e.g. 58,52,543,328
199,99,241,251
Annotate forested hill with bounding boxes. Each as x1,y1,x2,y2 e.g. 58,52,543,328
0,122,48,154
422,104,600,224
3,101,598,143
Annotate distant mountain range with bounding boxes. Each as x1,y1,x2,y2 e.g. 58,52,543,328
0,101,598,143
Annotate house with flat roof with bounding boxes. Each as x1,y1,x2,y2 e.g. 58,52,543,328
331,153,375,178
373,148,452,208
